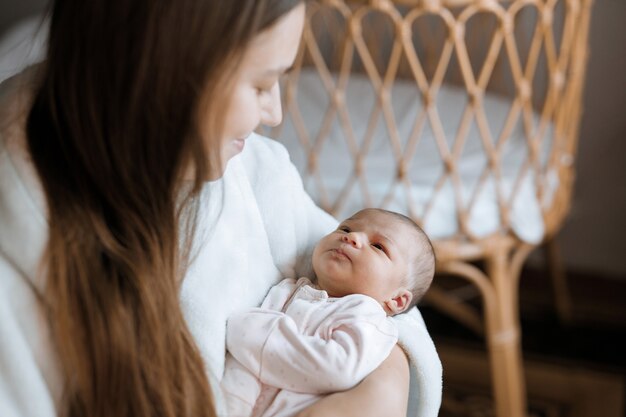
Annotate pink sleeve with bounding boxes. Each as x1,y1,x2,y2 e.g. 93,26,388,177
226,296,398,394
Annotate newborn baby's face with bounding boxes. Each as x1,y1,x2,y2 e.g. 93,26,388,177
312,209,413,303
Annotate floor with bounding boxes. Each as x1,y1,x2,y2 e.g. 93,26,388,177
419,266,626,417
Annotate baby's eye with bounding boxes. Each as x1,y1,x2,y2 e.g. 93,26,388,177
371,243,385,251
371,243,390,257
338,226,351,233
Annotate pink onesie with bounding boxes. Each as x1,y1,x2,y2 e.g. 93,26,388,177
221,277,398,417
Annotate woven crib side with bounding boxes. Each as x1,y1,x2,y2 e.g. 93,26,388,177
272,0,592,248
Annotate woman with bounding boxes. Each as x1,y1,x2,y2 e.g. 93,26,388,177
0,1,432,416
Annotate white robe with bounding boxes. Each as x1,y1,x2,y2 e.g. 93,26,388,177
0,69,442,417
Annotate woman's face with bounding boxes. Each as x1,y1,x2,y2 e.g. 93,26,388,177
204,3,306,178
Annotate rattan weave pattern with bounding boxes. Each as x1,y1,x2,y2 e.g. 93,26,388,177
268,1,593,416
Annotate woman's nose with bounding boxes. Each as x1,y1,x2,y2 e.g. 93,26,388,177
341,233,363,248
260,83,283,127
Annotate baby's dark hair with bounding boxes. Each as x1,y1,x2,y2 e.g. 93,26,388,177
362,209,435,311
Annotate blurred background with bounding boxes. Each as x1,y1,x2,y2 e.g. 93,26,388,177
1,0,624,416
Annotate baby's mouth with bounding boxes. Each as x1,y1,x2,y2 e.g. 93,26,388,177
331,248,351,261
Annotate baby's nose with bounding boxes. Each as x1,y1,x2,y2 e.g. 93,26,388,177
341,233,362,248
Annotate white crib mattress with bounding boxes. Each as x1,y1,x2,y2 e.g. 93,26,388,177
274,70,557,244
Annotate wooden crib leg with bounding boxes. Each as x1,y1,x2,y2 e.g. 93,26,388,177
545,237,574,324
485,246,527,417
422,285,484,335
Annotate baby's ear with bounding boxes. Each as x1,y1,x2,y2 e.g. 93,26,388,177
384,289,413,315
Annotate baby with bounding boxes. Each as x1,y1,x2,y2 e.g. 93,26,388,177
220,208,435,417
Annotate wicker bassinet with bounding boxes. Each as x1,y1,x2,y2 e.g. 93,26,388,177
269,0,592,416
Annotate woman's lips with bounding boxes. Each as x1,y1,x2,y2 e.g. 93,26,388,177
232,134,252,153
233,138,246,152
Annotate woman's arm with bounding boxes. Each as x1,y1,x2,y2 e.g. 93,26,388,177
295,345,410,417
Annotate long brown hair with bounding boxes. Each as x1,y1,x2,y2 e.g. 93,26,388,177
25,1,302,416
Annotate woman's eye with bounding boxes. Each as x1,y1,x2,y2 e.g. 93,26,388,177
256,79,278,95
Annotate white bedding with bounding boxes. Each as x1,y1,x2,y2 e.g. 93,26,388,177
273,70,557,244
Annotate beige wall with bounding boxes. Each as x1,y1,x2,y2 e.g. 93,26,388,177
1,0,625,276
556,0,626,277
